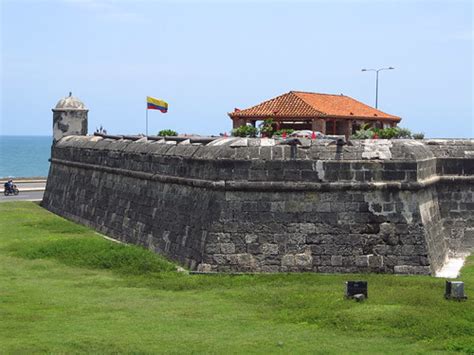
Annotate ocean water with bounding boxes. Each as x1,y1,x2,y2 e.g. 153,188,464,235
0,136,52,178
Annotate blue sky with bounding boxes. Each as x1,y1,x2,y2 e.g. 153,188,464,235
1,0,472,137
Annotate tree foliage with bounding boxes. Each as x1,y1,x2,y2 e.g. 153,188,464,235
158,129,178,137
258,119,276,137
231,125,258,137
412,132,425,139
352,126,424,139
273,128,295,137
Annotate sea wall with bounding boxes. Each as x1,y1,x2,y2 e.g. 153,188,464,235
42,136,474,274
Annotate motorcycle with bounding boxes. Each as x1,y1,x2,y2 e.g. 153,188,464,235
4,184,19,196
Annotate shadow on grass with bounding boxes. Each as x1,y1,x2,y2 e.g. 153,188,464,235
9,237,176,275
21,219,89,235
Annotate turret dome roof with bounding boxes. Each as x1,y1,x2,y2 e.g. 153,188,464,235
55,92,87,110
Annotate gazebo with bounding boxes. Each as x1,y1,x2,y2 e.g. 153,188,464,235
228,91,401,137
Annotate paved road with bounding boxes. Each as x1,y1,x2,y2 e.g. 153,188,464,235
0,180,46,203
15,181,47,190
0,190,44,202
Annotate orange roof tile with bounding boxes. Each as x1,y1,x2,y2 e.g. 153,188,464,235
228,91,401,122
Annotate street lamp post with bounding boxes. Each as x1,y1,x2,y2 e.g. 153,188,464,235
361,67,395,109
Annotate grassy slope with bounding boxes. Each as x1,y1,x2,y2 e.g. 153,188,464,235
0,202,473,354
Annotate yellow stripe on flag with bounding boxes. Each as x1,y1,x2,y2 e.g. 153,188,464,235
147,96,168,109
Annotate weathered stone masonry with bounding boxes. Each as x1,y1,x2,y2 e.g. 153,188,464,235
42,136,474,275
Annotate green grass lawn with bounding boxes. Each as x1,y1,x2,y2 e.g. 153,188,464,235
0,202,473,354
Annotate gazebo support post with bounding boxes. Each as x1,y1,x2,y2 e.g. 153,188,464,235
311,118,326,135
343,120,352,140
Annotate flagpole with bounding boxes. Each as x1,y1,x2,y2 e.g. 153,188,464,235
146,106,149,136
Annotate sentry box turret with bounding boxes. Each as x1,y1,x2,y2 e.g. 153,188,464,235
445,281,467,301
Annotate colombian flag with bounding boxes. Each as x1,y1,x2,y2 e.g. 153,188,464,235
147,96,168,113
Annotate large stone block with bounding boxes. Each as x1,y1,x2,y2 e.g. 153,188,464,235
261,243,279,255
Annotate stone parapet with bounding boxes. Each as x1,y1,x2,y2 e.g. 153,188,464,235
43,136,474,275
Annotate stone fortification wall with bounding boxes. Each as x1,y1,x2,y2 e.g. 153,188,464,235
429,141,474,256
42,136,474,275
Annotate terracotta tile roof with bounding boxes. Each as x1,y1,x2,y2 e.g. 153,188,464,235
229,91,401,122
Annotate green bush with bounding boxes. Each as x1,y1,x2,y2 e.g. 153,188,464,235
413,132,425,139
396,127,412,138
231,125,258,137
374,127,396,139
352,127,375,139
352,126,413,139
259,119,276,137
273,128,295,137
158,129,178,136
